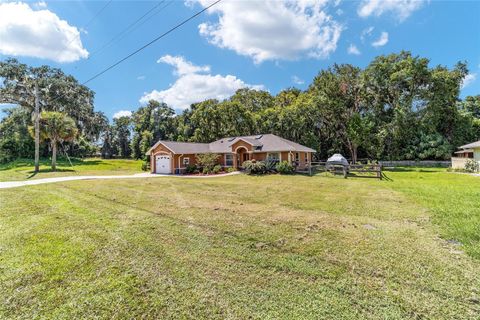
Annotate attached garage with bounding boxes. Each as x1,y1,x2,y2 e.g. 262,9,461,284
155,155,171,174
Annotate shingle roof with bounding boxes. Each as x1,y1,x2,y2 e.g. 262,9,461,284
459,140,480,149
147,141,210,155
147,134,316,155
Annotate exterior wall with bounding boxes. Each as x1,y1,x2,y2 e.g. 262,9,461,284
293,151,310,169
231,140,252,152
451,157,469,169
174,154,197,173
150,143,174,174
173,153,236,173
475,148,480,161
219,153,233,166
251,152,266,161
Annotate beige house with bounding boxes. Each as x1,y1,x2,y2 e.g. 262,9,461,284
146,134,315,174
451,140,480,169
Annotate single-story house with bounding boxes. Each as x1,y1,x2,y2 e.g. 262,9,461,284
146,134,315,174
451,139,480,169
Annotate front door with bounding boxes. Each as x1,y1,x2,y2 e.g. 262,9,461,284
243,153,248,162
155,155,171,174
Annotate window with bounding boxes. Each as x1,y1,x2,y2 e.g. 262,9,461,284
267,153,280,162
183,157,190,166
225,154,234,166
305,153,309,163
295,152,299,162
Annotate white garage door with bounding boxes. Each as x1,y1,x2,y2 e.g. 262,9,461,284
155,155,171,174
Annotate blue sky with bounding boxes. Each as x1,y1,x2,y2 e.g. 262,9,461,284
0,0,479,119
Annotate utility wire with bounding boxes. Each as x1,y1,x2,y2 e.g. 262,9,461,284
66,0,113,49
88,0,173,59
83,0,113,30
49,0,221,104
82,0,222,85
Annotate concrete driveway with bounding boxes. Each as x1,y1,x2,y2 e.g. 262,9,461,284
0,172,240,189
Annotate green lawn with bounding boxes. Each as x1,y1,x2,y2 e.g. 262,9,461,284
0,170,479,319
0,157,144,181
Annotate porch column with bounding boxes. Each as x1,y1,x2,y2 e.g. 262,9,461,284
233,152,238,168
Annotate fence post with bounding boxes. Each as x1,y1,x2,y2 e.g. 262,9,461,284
343,166,347,179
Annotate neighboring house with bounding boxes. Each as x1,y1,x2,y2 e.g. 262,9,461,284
451,140,480,169
146,134,315,174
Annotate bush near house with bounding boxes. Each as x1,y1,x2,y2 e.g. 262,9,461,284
276,160,295,174
196,153,220,174
243,160,267,175
212,164,222,174
464,159,479,173
185,164,198,174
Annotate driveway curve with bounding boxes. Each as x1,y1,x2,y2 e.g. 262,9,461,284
0,172,241,189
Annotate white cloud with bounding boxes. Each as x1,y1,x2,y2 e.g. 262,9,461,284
137,75,146,80
358,0,426,21
0,2,88,63
292,75,305,85
113,110,132,119
371,31,389,47
157,55,210,76
462,73,477,89
34,1,47,9
347,44,361,55
360,26,374,42
194,0,342,63
140,55,263,110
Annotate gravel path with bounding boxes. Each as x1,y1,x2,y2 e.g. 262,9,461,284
0,172,240,189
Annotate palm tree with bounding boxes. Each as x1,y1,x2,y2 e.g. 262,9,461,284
30,111,78,171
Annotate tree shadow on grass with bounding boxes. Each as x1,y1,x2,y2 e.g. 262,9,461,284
26,168,76,179
0,158,105,171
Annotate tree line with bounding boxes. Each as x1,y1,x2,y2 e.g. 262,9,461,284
1,52,479,165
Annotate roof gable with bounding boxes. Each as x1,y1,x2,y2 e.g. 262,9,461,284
459,140,480,149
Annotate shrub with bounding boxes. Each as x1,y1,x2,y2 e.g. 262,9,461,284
141,161,150,171
185,164,197,174
196,153,219,173
265,160,278,172
212,164,222,174
276,160,294,174
227,167,237,173
464,159,479,173
243,160,267,175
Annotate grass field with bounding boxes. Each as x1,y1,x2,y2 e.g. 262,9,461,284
0,169,479,319
0,158,143,181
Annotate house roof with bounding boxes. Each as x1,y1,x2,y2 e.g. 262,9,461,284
454,149,474,154
147,134,316,155
146,140,210,155
459,140,480,149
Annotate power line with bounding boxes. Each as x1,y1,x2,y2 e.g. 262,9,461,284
82,0,222,85
66,0,113,49
49,0,221,104
88,0,173,59
83,0,113,30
